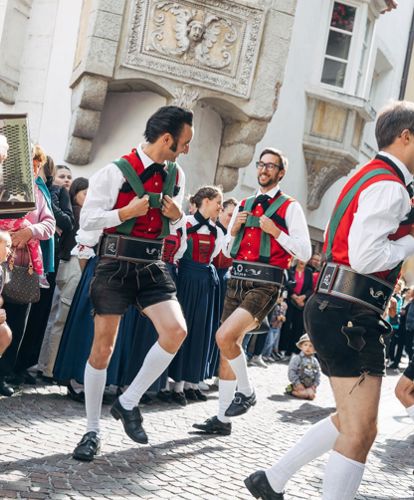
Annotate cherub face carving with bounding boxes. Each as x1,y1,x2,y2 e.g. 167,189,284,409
187,21,205,42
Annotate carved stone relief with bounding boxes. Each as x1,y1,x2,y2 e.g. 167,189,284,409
65,0,297,189
124,0,265,98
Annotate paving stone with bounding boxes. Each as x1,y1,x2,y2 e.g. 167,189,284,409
0,363,412,498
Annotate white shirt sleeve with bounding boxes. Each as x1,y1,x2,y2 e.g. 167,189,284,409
222,201,242,258
169,165,186,233
80,163,124,232
276,201,312,262
211,225,226,261
348,180,414,274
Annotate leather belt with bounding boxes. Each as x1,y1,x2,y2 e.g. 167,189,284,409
316,262,394,315
98,233,162,264
231,260,285,286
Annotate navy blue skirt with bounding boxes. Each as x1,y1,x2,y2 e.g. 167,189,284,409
53,257,135,385
168,259,218,384
206,266,230,378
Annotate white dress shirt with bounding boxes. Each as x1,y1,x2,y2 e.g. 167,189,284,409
348,151,414,274
223,184,312,262
76,144,185,252
174,214,225,263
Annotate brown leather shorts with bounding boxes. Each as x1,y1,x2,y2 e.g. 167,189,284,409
221,278,279,327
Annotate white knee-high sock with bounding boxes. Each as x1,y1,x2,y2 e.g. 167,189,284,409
173,380,185,393
322,451,365,500
120,342,175,410
84,362,107,434
217,379,237,423
406,403,414,421
266,416,339,493
228,352,253,396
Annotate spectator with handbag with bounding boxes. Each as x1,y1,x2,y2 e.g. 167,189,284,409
14,154,74,383
37,177,88,379
0,231,12,358
0,144,55,397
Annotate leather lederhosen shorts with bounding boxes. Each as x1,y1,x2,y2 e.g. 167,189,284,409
90,258,176,315
221,277,280,327
304,293,389,377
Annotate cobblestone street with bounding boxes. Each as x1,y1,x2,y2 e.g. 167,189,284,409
0,362,413,500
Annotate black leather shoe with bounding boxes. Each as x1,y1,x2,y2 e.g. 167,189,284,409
0,378,14,397
140,393,153,405
110,398,148,444
194,389,207,401
67,382,85,403
171,391,187,406
157,390,172,403
184,388,198,401
244,470,284,499
72,431,101,462
225,390,256,417
192,416,231,436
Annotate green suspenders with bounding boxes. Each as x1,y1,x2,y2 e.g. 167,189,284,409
230,193,291,263
113,158,177,239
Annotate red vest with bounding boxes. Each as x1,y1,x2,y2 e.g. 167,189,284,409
213,251,233,269
324,158,411,282
181,221,216,264
235,195,294,269
105,149,167,240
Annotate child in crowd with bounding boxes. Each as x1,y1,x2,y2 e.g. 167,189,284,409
262,294,287,362
285,333,321,400
0,231,12,357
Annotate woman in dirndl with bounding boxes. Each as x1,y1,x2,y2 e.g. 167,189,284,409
167,186,224,406
208,197,238,379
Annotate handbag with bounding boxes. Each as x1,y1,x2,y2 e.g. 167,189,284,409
2,247,40,304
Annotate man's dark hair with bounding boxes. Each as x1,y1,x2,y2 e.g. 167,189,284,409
259,147,288,171
223,197,238,210
375,100,414,150
144,106,193,145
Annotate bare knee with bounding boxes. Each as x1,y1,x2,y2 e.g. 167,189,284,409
0,324,12,354
343,423,377,453
171,324,187,347
89,342,116,369
216,325,234,351
159,323,187,353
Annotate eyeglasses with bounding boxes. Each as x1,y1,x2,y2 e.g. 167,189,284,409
256,161,282,171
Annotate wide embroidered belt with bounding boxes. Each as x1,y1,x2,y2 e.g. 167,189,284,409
316,262,394,315
230,260,285,285
98,234,162,264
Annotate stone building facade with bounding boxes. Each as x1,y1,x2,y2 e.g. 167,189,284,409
0,0,412,243
230,0,414,244
0,0,298,197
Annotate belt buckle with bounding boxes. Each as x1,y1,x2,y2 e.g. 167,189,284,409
104,235,120,257
318,263,338,293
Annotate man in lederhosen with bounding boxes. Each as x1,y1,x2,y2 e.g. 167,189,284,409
244,101,414,500
72,106,193,461
395,355,414,424
193,147,311,436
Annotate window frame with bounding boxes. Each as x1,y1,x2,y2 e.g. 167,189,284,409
319,0,373,96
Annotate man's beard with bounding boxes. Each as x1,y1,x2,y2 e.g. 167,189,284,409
258,175,277,188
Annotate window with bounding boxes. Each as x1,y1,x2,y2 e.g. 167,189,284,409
356,18,373,94
321,2,356,88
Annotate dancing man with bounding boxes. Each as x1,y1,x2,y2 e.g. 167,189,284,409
193,147,311,436
245,101,414,499
72,105,193,461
